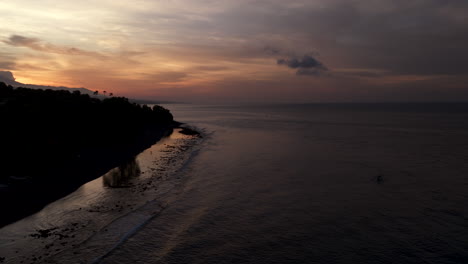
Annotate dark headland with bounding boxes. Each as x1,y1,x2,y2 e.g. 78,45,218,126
0,82,188,228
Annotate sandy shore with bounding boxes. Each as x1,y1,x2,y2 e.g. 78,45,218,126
0,123,182,228
0,127,203,264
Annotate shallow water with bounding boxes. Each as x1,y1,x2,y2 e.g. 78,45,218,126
102,103,468,264
2,103,468,264
0,128,201,264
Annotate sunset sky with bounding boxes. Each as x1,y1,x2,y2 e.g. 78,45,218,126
1,0,467,103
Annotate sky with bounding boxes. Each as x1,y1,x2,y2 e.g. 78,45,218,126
1,0,468,103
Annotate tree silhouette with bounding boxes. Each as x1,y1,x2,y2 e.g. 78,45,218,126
0,81,175,227
0,80,174,182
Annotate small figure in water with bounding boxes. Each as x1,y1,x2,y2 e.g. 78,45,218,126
376,174,384,184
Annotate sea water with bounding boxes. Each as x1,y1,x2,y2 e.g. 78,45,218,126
2,103,468,264
101,103,468,264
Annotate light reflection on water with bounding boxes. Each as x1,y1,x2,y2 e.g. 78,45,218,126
98,103,468,264
2,103,468,264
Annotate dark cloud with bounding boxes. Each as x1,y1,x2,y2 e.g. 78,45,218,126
277,54,328,76
277,55,325,69
3,35,106,59
206,1,468,76
5,35,37,47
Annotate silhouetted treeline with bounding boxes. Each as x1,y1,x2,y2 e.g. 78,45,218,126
0,82,176,226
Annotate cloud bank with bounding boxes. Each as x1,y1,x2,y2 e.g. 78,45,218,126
0,0,467,102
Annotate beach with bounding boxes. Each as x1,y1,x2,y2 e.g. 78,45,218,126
0,128,202,264
1,103,468,263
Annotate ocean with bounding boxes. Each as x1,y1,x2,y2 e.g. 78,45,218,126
1,103,468,263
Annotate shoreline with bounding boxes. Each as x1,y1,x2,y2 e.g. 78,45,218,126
0,126,203,264
0,122,195,228
0,83,180,228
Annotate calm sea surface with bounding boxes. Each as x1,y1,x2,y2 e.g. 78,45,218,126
3,103,468,264
101,103,468,264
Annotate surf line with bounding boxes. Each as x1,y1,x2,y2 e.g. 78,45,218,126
91,202,168,264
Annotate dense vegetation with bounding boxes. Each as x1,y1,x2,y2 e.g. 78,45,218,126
0,82,176,226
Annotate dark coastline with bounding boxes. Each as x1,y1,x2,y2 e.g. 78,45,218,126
0,82,182,228
0,123,180,228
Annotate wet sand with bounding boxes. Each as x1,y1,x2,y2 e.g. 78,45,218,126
0,128,203,264
0,123,178,228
